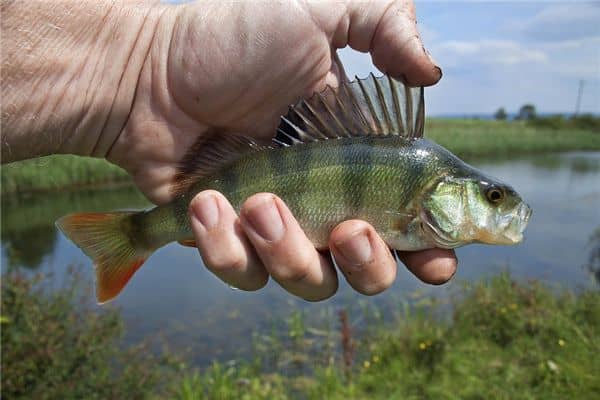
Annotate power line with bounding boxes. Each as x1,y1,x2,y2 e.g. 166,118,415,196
575,80,584,116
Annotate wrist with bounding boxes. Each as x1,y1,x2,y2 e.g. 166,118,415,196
83,1,176,160
1,1,172,162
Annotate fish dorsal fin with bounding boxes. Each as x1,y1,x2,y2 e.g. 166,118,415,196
277,73,424,145
172,74,424,196
172,130,270,196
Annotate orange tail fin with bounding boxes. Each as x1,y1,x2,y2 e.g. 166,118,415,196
56,212,152,304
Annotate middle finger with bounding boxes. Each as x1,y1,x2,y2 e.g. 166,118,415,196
240,193,339,301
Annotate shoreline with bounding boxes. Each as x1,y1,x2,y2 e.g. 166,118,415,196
2,119,599,196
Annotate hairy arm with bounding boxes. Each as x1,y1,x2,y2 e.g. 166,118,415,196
1,0,165,162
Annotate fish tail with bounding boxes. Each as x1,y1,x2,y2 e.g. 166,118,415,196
56,211,153,304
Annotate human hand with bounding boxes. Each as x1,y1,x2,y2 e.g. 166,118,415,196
2,0,455,300
105,0,455,300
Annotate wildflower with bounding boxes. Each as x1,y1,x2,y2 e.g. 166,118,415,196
419,342,427,350
558,339,565,347
500,307,507,314
372,355,380,363
363,360,371,369
509,303,517,310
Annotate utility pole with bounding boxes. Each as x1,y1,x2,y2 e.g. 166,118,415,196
574,80,584,116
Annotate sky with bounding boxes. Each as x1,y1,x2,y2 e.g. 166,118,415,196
338,1,600,116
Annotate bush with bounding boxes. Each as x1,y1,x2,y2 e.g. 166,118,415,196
526,113,600,132
1,155,130,195
570,114,600,132
1,269,179,400
3,268,599,399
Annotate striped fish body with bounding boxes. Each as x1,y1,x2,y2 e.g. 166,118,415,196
56,74,531,304
137,136,451,253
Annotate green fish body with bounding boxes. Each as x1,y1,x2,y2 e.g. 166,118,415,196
57,75,531,303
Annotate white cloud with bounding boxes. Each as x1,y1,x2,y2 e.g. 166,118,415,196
433,39,548,67
337,3,599,115
506,2,600,41
540,36,600,80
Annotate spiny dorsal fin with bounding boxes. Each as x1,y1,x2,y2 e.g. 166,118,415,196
172,74,424,196
171,130,269,196
277,73,424,145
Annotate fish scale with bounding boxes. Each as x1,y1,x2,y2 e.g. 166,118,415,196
137,136,445,252
56,74,531,304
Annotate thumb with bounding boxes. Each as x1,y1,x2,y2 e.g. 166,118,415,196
332,0,441,86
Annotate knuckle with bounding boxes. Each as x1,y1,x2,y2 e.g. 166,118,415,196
303,287,336,302
202,250,246,273
427,261,456,285
271,253,314,283
237,274,269,292
356,273,394,296
347,259,396,296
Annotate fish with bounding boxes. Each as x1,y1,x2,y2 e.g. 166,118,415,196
56,74,532,304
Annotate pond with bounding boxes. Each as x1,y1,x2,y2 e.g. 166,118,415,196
2,151,599,366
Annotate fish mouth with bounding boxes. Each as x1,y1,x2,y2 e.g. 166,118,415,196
500,202,532,244
420,209,462,249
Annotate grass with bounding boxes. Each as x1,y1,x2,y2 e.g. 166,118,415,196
169,274,600,400
2,270,599,399
426,119,600,159
0,269,182,399
1,154,130,195
1,119,599,195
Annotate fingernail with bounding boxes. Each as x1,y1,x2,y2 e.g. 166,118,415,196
434,66,443,81
334,230,373,267
191,194,219,230
422,46,443,79
243,196,285,242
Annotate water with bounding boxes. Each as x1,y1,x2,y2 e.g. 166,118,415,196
2,152,599,365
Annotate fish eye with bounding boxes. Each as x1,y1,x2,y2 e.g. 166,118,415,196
485,186,505,204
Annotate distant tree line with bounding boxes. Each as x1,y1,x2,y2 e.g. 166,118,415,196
493,104,599,132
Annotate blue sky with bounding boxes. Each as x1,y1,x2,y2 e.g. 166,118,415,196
339,1,600,116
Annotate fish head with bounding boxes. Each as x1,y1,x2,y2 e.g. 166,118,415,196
421,175,532,248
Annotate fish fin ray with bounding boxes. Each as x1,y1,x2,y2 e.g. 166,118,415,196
172,129,270,196
56,212,154,304
276,74,424,145
171,75,424,192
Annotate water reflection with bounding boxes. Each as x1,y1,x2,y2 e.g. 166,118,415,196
1,186,150,270
585,227,600,285
2,225,57,269
528,153,600,174
1,151,599,366
463,151,600,177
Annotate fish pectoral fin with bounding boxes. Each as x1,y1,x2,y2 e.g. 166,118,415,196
276,73,425,145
